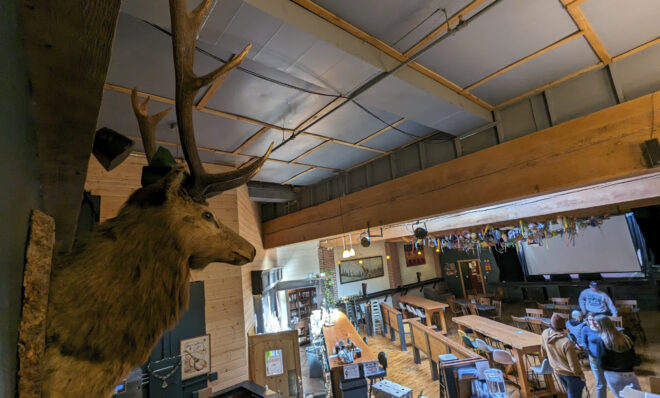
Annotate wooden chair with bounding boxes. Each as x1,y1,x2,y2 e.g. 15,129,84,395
609,316,623,329
447,295,464,317
553,312,569,319
550,297,569,305
553,304,572,316
511,315,530,331
468,303,480,316
527,317,544,334
489,300,503,321
478,297,492,305
467,294,477,301
526,308,544,318
493,287,504,301
541,319,552,330
615,300,638,310
618,306,646,341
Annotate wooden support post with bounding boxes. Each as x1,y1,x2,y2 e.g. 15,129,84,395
17,210,56,398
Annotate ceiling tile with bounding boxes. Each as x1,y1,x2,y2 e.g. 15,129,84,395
297,142,381,170
612,43,660,101
581,0,660,57
253,161,309,184
307,102,400,143
362,129,417,152
471,37,599,105
416,0,579,88
288,168,338,186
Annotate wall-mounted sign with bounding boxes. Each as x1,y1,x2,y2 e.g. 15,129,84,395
363,361,380,377
404,244,426,266
265,349,284,377
343,363,360,379
180,334,211,381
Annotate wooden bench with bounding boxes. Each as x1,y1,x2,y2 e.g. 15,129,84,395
408,318,486,381
380,302,418,351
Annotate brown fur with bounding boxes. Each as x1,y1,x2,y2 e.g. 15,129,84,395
42,167,255,397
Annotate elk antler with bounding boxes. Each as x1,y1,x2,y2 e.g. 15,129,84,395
130,88,171,164
169,0,271,200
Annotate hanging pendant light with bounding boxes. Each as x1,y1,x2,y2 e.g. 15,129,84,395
341,235,350,258
348,232,355,257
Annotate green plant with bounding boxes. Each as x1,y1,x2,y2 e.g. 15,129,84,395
322,271,336,308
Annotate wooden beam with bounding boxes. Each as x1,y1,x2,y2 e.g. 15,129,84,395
290,141,331,163
563,2,611,63
232,127,269,154
496,62,604,109
196,73,230,110
245,0,492,121
293,97,347,133
262,90,660,248
403,0,488,57
465,32,584,91
356,118,406,145
612,36,660,62
21,0,122,252
282,167,316,185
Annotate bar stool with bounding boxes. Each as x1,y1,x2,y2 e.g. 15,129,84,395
367,352,387,395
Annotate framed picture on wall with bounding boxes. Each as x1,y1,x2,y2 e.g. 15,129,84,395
180,334,211,380
404,244,426,266
339,256,384,284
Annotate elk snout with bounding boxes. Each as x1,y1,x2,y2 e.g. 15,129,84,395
230,242,256,266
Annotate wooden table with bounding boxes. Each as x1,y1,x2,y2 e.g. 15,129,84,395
454,299,495,312
323,312,376,396
453,315,558,398
399,295,449,334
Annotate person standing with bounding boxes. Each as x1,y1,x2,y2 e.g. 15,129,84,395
581,313,606,398
579,281,617,316
593,315,641,398
566,310,584,343
542,314,585,398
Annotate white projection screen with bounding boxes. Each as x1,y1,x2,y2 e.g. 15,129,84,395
522,215,641,275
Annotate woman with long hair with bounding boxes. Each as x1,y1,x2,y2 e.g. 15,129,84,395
581,313,606,398
593,315,641,397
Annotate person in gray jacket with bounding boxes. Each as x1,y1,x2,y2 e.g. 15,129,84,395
579,281,617,316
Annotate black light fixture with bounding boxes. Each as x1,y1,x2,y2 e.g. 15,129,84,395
413,221,428,240
92,128,134,171
360,222,383,247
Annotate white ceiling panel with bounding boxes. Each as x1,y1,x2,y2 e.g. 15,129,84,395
362,129,417,152
253,160,310,184
313,0,472,51
416,0,578,88
436,111,489,135
307,102,401,143
581,0,660,57
471,37,599,105
298,142,381,169
288,168,337,186
239,129,326,162
356,75,476,131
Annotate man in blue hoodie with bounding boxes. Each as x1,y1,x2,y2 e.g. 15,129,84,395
578,281,617,316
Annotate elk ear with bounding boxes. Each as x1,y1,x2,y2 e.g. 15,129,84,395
161,165,188,199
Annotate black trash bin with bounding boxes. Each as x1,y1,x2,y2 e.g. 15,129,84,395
306,346,323,378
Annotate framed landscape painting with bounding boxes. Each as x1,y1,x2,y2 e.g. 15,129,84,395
339,256,384,284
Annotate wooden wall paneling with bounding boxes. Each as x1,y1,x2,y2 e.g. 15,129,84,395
263,91,660,248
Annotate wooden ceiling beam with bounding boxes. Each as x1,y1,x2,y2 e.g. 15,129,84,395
232,127,269,154
403,0,488,57
465,32,584,91
563,1,612,63
262,90,660,248
244,0,492,121
612,36,660,62
282,167,316,185
21,0,122,252
356,118,406,145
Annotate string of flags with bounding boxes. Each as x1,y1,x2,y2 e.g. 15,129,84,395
410,215,608,254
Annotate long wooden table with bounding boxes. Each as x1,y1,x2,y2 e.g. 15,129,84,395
399,295,449,334
452,315,558,398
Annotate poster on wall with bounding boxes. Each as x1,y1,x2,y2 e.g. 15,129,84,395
339,256,384,283
180,334,211,380
404,244,426,266
445,262,457,276
265,349,284,376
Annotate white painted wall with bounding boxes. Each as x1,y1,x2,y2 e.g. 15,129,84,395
397,243,438,296
333,241,390,298
277,240,320,281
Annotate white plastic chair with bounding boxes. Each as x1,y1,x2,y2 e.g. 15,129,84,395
531,359,564,394
493,349,516,365
475,338,494,353
415,308,426,319
620,386,658,398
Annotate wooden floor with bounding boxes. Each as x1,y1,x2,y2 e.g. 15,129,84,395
351,301,660,398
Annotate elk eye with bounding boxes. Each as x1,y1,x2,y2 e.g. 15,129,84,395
202,211,214,221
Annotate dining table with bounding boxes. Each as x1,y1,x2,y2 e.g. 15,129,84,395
453,315,558,398
398,295,449,334
454,299,495,312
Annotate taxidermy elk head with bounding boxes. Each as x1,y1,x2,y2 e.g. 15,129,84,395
41,0,271,396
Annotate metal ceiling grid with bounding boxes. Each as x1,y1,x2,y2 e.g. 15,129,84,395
471,37,599,105
297,142,381,169
254,160,310,184
611,43,660,101
312,0,472,50
306,101,401,143
415,0,578,88
581,0,660,58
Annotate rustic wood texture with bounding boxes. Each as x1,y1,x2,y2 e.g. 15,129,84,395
263,91,660,249
247,331,301,396
17,210,56,398
399,295,449,333
323,311,377,369
452,315,540,351
20,0,121,253
85,156,275,392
